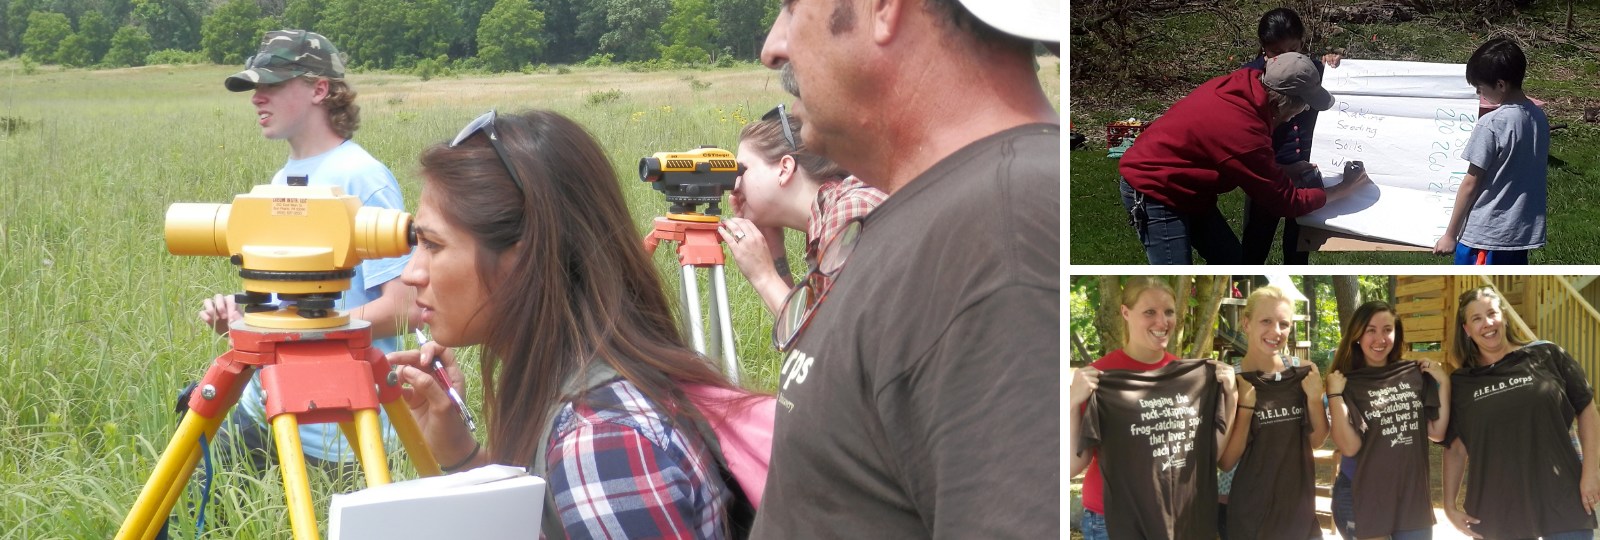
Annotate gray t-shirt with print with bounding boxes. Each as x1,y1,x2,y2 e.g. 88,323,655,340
1457,100,1549,250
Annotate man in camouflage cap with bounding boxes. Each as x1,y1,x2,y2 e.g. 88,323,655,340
224,29,346,92
201,29,417,477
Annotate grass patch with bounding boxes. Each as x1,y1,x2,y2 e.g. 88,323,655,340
0,55,1060,537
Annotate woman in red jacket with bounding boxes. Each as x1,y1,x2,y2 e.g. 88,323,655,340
1118,52,1372,264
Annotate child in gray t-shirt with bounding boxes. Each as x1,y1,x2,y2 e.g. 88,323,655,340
1433,38,1549,265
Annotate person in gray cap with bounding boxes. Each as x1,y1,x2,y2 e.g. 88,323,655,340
755,0,1059,536
197,29,416,475
1118,51,1374,265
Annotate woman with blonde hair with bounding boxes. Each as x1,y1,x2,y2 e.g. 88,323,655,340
1070,276,1238,539
1218,284,1327,539
1325,300,1449,539
1441,286,1599,539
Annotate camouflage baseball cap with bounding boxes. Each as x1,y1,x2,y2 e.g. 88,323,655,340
224,30,346,92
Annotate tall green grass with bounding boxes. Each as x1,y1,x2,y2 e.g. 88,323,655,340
0,58,1062,537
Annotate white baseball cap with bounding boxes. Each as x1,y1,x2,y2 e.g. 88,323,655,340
957,0,1061,43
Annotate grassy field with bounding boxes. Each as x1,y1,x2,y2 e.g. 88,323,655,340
1069,1,1600,265
0,57,1062,537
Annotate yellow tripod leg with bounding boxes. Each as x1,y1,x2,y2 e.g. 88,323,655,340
353,409,390,486
272,414,319,540
384,400,441,476
137,444,199,540
337,421,362,473
116,410,222,540
137,412,227,540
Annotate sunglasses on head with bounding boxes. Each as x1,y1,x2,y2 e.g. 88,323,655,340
762,104,798,152
451,110,527,199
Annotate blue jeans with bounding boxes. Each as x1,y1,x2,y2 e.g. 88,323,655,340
1242,196,1307,265
1333,473,1432,540
1454,242,1531,265
1120,178,1242,264
1242,156,1315,264
1080,509,1109,540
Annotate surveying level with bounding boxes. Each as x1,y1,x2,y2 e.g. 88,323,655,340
118,182,439,540
641,147,744,383
639,146,744,216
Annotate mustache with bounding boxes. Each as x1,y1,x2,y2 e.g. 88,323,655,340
780,64,800,98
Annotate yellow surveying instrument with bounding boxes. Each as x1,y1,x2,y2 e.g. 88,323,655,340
117,180,440,540
640,147,746,383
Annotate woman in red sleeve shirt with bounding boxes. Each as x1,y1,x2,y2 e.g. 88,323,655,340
1071,277,1239,539
1118,52,1372,264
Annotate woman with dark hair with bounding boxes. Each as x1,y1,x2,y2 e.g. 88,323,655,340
389,110,740,538
1238,7,1334,265
717,104,886,322
1441,286,1600,539
1325,301,1449,540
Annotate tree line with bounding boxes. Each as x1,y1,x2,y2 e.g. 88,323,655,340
1,0,778,71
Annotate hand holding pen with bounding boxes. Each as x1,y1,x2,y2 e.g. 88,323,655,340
415,328,476,432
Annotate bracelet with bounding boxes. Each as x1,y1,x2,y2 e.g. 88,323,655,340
441,440,482,473
1329,393,1344,399
1239,405,1255,410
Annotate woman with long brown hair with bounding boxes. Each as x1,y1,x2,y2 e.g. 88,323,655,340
716,104,885,320
1441,286,1599,540
389,110,739,538
1325,300,1449,540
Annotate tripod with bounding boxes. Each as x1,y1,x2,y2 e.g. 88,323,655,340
644,213,741,384
116,308,441,540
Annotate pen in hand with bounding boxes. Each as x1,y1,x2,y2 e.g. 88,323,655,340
416,328,476,432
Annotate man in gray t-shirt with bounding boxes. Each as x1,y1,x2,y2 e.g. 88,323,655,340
1434,38,1549,264
751,0,1060,537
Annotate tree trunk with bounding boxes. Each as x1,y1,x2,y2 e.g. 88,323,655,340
1169,275,1193,355
1333,275,1362,328
1071,329,1094,365
1303,277,1319,349
1095,276,1124,357
1569,0,1576,34
1190,276,1227,360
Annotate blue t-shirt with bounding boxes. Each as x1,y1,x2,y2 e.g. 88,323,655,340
238,139,411,461
1458,100,1549,251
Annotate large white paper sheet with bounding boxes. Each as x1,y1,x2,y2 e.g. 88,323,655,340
1298,59,1480,248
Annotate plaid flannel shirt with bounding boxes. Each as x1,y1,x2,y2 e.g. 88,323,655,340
545,378,730,539
805,175,888,292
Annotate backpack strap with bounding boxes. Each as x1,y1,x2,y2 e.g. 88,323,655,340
531,363,622,539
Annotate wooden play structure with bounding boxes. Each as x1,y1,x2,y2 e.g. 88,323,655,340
1212,275,1314,364
1394,275,1600,391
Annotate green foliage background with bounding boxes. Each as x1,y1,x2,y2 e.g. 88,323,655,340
0,0,778,71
